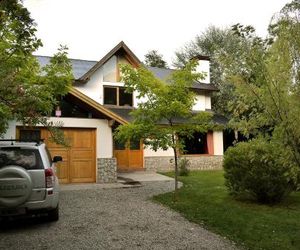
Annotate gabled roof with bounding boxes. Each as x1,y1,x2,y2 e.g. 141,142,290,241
79,41,142,82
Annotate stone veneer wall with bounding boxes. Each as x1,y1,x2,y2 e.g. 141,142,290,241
97,158,117,183
144,155,223,172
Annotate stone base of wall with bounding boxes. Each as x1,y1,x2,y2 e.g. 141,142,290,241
97,158,117,183
144,155,223,172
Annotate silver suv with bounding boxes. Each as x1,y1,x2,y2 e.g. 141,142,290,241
0,140,61,221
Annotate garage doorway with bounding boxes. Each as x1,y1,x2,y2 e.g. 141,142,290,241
18,127,96,184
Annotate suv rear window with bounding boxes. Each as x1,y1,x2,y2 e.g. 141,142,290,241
0,148,43,170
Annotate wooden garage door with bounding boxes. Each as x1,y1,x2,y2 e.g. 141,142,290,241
41,128,96,184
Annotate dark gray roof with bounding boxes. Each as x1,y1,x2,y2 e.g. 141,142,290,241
108,106,227,125
147,66,174,80
36,56,97,79
147,66,218,91
107,107,135,122
35,57,217,91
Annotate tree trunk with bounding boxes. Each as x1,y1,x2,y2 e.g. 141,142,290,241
172,132,179,201
174,147,179,190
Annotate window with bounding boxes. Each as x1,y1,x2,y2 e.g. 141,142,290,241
114,140,126,150
0,148,43,170
20,129,41,142
182,132,208,154
119,88,133,106
103,86,133,107
103,56,117,82
130,139,140,150
104,87,117,105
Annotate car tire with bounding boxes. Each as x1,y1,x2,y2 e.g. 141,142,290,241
47,205,59,222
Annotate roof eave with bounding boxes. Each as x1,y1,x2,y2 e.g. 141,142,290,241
68,87,128,125
79,41,141,82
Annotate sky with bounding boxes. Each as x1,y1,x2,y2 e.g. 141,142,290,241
24,0,289,66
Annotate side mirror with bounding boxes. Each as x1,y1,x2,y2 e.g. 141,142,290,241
53,156,63,163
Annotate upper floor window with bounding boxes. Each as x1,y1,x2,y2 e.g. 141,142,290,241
103,86,133,107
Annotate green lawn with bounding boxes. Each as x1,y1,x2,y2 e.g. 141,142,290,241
153,171,300,250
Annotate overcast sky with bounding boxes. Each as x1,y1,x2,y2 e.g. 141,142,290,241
24,0,289,66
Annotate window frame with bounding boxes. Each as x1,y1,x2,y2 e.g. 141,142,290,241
103,85,133,107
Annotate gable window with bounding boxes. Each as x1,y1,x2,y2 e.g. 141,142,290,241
103,86,133,107
103,56,117,82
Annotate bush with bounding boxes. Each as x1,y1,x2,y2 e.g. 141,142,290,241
223,138,298,204
179,157,190,176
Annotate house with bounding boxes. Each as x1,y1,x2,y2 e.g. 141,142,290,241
3,41,225,184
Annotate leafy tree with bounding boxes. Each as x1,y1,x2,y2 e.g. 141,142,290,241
115,62,214,198
173,26,250,117
0,0,73,142
144,50,168,68
225,0,300,182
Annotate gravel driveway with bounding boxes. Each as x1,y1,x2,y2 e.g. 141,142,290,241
0,181,237,250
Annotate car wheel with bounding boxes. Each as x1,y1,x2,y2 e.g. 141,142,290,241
47,205,59,222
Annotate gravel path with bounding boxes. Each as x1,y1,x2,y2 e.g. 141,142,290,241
0,181,237,250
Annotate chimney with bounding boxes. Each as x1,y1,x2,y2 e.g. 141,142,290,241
192,55,210,84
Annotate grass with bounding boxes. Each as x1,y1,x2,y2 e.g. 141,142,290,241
153,171,300,250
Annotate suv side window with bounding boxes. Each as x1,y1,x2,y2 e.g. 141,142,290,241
0,148,43,170
45,147,53,166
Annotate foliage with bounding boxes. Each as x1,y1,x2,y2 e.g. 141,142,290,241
178,157,190,176
115,61,214,196
144,50,168,68
226,1,300,173
173,26,250,117
0,0,73,143
223,138,298,203
154,171,300,250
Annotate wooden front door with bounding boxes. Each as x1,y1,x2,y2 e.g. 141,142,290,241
19,127,96,184
114,139,143,171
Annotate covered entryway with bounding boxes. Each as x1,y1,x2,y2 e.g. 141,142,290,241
114,139,143,171
18,127,96,184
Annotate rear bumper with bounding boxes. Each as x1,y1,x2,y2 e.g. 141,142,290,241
24,188,59,211
0,188,59,216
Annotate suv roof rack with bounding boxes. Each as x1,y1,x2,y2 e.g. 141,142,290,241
0,139,44,146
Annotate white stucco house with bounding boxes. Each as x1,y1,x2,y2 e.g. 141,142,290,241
3,41,226,183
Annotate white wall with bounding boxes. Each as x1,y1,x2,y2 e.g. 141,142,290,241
192,95,206,111
144,146,174,157
74,56,212,114
3,118,113,158
2,120,17,140
205,95,211,110
213,131,223,155
196,60,210,84
75,55,125,105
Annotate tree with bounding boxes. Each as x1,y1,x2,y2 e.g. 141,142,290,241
114,62,214,198
173,26,250,117
0,0,73,142
225,0,300,184
144,50,168,68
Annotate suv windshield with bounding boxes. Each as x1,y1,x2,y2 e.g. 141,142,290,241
0,147,43,170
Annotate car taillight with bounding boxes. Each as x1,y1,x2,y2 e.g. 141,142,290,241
45,168,55,188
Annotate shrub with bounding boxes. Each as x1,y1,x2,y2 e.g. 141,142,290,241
179,157,190,176
223,138,298,204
